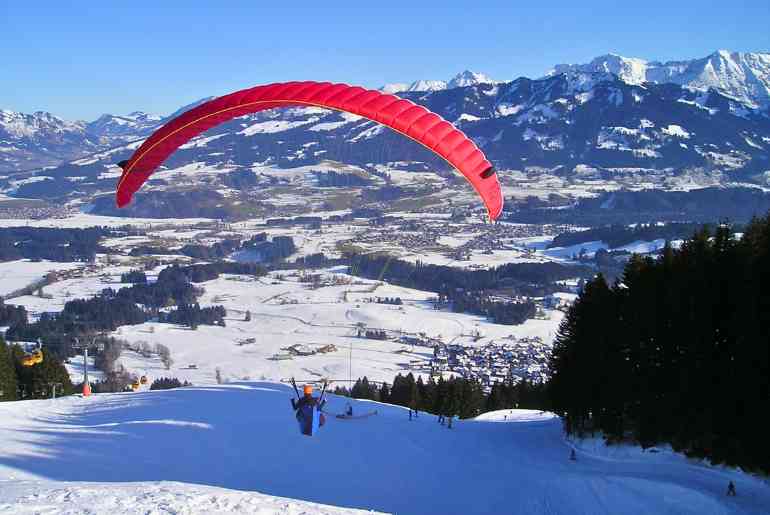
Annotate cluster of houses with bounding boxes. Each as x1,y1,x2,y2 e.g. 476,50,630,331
0,205,75,220
269,343,338,360
344,216,573,261
391,332,551,387
427,337,551,388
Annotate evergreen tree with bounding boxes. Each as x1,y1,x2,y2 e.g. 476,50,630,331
0,337,18,401
378,382,390,404
548,213,770,472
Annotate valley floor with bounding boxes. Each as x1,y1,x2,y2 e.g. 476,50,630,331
1,384,768,514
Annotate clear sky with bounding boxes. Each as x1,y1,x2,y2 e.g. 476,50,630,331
2,1,769,120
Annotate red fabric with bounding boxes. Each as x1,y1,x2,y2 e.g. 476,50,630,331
115,81,503,220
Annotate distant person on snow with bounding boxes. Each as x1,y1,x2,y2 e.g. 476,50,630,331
570,449,577,461
291,384,326,435
345,402,353,417
727,481,737,497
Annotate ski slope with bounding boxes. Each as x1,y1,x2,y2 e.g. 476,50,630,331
1,384,768,514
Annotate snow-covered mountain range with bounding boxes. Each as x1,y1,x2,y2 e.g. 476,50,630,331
85,111,163,141
550,50,770,109
2,50,769,198
382,70,498,93
0,108,162,172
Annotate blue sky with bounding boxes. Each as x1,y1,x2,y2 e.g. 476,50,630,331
2,1,769,120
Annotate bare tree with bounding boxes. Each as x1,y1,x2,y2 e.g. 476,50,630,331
138,341,153,358
94,337,124,374
155,343,173,370
97,364,134,393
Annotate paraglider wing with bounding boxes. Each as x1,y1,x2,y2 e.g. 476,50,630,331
115,81,503,220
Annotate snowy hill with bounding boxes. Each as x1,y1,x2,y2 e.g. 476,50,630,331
1,384,768,514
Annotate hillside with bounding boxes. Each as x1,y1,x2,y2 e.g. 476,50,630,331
1,384,768,514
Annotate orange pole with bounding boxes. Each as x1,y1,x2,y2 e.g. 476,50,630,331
82,346,91,396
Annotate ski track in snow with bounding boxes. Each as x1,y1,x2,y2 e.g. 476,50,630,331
1,385,768,515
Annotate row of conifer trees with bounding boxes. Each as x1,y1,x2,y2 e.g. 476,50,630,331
549,214,770,473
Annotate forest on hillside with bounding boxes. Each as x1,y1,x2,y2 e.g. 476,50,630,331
348,254,589,324
548,213,770,473
0,227,115,262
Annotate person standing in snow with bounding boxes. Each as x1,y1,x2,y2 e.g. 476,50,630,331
570,449,577,461
291,383,326,436
727,481,737,496
447,416,453,429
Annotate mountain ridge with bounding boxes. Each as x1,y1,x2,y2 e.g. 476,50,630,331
550,50,770,108
2,51,769,197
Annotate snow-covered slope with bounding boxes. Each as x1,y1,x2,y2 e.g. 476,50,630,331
0,481,376,515
1,385,768,514
551,50,770,108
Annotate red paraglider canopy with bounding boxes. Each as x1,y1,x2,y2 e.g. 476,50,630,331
115,81,503,220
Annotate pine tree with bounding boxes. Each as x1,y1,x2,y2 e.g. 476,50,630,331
378,382,390,403
0,337,18,401
547,214,770,472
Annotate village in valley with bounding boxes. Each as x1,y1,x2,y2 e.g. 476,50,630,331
0,201,586,391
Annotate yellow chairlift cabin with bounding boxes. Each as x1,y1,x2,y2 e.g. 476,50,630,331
131,380,141,391
21,348,44,367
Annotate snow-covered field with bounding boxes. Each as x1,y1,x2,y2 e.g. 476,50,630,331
110,270,561,385
0,213,211,229
0,260,84,298
10,274,132,319
1,385,767,514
